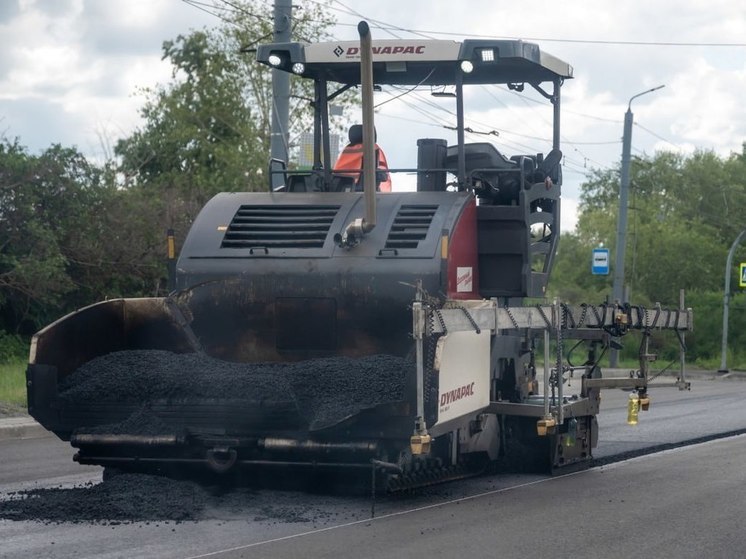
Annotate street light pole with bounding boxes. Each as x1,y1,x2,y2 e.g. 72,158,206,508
718,229,746,373
610,85,664,367
270,0,292,189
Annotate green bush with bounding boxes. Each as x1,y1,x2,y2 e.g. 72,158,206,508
0,331,27,364
686,291,746,368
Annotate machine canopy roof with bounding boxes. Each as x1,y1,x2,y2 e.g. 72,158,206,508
256,39,573,86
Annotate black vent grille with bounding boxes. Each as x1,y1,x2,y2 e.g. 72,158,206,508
385,205,438,249
221,205,339,249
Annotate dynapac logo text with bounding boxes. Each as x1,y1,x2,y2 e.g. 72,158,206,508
345,45,426,56
440,382,475,407
456,266,473,292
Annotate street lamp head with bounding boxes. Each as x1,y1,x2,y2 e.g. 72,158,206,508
628,84,665,110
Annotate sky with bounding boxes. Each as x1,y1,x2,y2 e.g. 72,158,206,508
1,0,745,232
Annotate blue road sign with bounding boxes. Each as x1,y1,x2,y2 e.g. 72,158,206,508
592,248,610,275
740,263,746,288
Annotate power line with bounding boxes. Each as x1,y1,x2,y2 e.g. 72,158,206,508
405,87,602,171
634,121,680,150
324,0,438,40
328,0,404,39
180,0,236,23
216,0,272,21
494,84,608,168
327,19,746,47
374,70,437,109
564,109,623,124
377,92,577,166
184,0,293,28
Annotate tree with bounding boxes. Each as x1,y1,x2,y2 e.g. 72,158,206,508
116,30,265,202
0,140,83,331
552,148,746,305
116,1,349,212
0,139,173,335
549,146,746,365
210,0,350,159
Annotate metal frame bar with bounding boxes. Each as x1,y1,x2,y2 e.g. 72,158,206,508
426,302,692,335
414,299,693,431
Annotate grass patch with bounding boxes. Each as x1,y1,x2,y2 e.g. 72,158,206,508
0,358,27,408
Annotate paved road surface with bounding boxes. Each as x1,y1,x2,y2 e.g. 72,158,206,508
1,376,745,558
228,435,746,559
596,374,746,457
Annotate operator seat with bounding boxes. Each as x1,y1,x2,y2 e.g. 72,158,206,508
444,143,520,202
533,148,563,183
445,142,516,172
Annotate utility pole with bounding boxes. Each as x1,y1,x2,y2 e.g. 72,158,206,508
270,0,292,189
610,85,664,367
718,229,746,373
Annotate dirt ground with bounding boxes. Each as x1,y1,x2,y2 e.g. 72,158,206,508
0,401,26,418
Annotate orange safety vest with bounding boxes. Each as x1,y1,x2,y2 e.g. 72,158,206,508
333,143,392,192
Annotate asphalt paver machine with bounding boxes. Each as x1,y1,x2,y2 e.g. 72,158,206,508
27,23,691,489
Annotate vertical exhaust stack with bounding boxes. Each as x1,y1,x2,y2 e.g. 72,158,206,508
359,20,376,233
335,21,376,247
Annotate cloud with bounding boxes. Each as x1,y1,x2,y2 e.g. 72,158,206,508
33,0,78,17
77,0,215,57
0,0,217,157
561,196,579,232
0,97,83,151
661,58,746,152
0,0,20,24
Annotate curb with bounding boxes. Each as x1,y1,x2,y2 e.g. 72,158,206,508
0,416,50,441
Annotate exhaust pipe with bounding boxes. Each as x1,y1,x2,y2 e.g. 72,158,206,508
359,20,376,233
336,21,377,248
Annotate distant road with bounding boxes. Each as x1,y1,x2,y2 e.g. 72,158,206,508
595,373,746,459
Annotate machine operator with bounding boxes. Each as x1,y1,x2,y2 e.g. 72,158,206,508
333,124,392,192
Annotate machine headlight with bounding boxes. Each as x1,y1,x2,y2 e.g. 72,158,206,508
268,54,282,67
292,62,305,74
460,60,474,74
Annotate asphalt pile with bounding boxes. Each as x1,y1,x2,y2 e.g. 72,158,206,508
3,351,413,524
0,473,358,525
85,406,186,437
58,350,292,403
0,474,203,523
59,350,412,430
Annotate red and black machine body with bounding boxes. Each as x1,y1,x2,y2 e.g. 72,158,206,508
26,31,580,484
175,191,480,363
